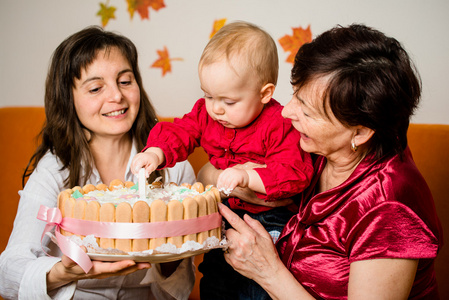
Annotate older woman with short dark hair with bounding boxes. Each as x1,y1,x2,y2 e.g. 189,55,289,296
203,24,442,299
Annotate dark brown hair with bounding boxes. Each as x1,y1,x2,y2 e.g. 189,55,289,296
291,24,421,159
23,26,162,188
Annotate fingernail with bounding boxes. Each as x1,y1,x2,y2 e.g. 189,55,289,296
138,263,151,269
127,261,136,267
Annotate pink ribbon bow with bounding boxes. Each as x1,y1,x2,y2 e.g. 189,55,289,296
37,205,93,273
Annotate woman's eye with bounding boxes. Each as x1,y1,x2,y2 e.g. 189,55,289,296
118,73,134,86
89,87,101,93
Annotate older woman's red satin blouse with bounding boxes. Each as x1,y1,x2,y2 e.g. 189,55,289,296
276,148,443,299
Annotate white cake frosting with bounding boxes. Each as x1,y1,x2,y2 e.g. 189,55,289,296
73,183,204,206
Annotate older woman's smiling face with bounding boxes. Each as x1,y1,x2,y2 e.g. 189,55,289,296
281,77,354,159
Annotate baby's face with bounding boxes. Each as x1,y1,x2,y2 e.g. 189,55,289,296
199,58,265,129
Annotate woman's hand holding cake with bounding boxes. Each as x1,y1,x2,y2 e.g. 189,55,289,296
46,248,151,292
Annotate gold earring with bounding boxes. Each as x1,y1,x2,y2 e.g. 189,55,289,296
351,139,358,152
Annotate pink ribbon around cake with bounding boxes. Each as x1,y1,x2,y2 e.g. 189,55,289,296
37,205,222,273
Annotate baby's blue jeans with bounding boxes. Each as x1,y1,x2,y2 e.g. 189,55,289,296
199,200,295,300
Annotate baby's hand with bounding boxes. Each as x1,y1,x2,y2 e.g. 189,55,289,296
217,168,249,194
131,149,163,177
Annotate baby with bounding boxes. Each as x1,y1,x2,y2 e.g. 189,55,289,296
131,21,313,299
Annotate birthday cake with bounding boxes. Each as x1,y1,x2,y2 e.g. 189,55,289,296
56,179,222,253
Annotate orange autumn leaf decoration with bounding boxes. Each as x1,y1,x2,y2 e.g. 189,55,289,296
210,19,227,39
151,47,183,76
278,25,312,63
97,1,116,27
127,0,166,20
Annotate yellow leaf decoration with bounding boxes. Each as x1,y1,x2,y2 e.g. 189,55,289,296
278,25,312,64
127,0,166,20
151,47,183,77
97,2,116,27
210,19,227,39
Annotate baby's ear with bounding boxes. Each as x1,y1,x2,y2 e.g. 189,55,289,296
260,83,275,104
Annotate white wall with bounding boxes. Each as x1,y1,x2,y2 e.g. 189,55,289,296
1,0,448,124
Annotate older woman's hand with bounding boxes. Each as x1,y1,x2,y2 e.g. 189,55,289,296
219,203,280,281
218,203,313,299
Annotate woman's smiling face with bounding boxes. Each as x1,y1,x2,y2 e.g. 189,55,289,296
72,47,140,139
281,76,353,158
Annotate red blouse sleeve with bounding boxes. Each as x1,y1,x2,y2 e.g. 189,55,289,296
347,202,440,263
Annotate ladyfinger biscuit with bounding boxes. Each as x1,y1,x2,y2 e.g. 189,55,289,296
204,184,221,202
210,186,222,203
96,183,108,191
82,184,96,194
62,196,76,216
205,193,221,239
167,200,184,248
86,201,101,245
115,202,132,252
149,199,167,249
182,197,198,243
191,182,205,193
204,189,220,204
73,199,87,239
71,186,83,193
57,190,72,216
194,195,208,244
61,197,76,236
125,181,135,188
86,201,101,221
109,179,124,191
99,203,115,249
181,183,192,189
132,201,150,251
151,181,162,189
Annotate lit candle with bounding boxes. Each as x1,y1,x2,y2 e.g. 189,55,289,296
139,168,146,199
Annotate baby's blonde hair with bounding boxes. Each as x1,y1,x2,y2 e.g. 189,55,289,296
199,21,278,87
